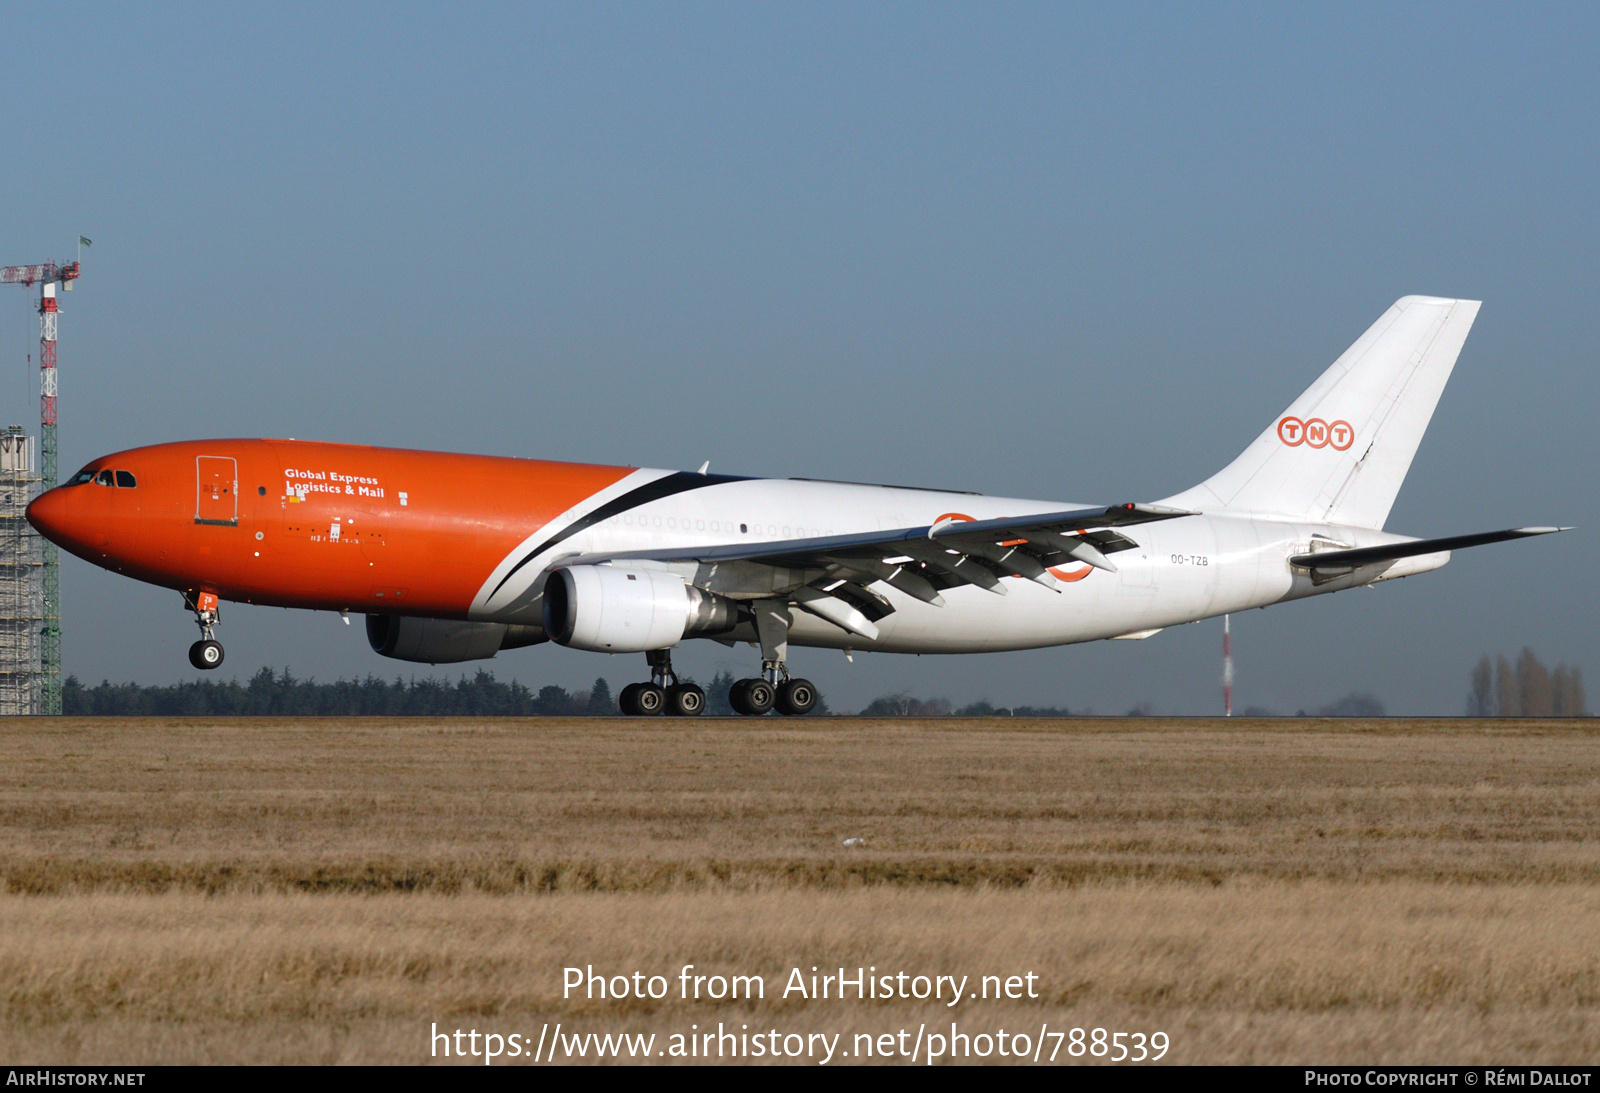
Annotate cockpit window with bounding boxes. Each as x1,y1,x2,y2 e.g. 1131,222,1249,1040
66,466,136,487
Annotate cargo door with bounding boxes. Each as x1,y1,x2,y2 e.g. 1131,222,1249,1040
195,456,238,526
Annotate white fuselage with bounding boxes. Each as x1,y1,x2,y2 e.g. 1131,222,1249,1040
470,471,1439,653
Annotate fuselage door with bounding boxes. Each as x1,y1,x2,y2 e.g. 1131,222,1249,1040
195,456,239,526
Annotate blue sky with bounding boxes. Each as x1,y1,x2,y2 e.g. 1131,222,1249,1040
3,3,1593,714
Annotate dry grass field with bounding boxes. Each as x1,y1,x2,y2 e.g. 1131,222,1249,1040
2,715,1598,1064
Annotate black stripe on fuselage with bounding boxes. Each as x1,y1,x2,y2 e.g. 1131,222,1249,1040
487,470,750,600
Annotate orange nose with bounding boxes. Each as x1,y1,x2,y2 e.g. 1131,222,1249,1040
26,487,85,553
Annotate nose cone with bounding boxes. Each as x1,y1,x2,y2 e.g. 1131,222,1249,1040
26,487,85,553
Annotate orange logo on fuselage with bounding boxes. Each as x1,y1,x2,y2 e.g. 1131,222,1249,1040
934,512,1092,582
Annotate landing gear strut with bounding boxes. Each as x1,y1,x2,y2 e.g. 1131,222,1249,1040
727,600,819,716
184,590,225,670
619,648,706,716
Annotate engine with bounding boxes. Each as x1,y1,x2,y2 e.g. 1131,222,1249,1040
543,565,735,652
365,614,546,664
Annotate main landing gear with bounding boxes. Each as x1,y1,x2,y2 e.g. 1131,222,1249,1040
618,649,707,717
729,599,817,716
728,674,818,717
184,591,225,670
617,601,821,717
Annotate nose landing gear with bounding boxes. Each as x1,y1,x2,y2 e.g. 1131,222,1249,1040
183,591,225,670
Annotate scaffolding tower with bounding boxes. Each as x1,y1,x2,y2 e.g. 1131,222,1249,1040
0,427,44,714
3,258,77,715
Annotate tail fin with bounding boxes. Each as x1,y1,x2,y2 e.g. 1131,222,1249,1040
1160,296,1481,529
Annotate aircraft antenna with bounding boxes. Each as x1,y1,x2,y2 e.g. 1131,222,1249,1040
1,257,80,714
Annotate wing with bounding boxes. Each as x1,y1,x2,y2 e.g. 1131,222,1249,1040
559,503,1194,641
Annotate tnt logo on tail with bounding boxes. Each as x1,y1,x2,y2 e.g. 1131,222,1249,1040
1278,416,1353,451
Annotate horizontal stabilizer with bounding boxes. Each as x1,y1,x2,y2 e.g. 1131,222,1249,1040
1289,527,1567,570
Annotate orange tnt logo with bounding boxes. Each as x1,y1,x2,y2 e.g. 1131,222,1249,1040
1278,416,1353,451
932,512,1092,582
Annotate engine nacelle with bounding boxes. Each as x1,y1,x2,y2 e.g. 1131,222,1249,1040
366,614,545,664
543,565,734,652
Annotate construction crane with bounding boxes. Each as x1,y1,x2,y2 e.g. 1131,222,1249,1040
2,258,79,714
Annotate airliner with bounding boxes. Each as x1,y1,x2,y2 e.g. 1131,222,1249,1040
26,296,1562,715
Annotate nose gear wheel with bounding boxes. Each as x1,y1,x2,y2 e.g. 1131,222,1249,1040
182,591,225,671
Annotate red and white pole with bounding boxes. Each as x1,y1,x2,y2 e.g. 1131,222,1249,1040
1223,614,1233,717
40,281,58,428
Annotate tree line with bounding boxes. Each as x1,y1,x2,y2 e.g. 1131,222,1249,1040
55,655,1588,717
1466,649,1587,717
62,668,618,717
859,694,1077,717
